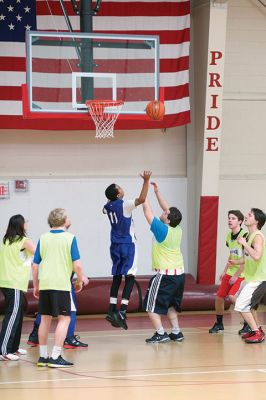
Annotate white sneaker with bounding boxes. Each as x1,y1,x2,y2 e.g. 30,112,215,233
16,348,27,355
2,353,20,361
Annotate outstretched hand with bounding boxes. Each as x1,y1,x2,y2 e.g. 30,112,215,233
150,181,159,193
140,170,152,181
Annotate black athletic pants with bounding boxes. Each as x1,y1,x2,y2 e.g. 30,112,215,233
0,288,24,355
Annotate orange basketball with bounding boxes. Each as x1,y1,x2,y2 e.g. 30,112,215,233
145,100,165,120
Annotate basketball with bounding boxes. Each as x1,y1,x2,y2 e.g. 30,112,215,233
145,100,165,120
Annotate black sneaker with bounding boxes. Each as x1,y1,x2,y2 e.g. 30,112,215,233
145,332,170,343
37,357,49,367
116,311,128,330
27,323,39,347
169,332,184,342
63,335,88,349
105,312,121,328
238,322,252,335
48,355,74,368
209,322,224,333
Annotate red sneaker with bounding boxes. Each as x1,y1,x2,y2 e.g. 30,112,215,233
242,330,255,340
259,326,265,339
245,330,265,343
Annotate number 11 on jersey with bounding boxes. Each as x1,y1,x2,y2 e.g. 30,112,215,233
109,212,118,224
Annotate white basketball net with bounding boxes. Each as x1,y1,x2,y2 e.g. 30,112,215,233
86,100,124,139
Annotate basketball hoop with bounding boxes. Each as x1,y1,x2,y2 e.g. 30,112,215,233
86,100,124,139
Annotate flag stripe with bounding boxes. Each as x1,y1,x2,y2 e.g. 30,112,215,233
36,15,190,31
0,84,189,103
0,70,189,90
0,56,189,74
36,1,190,17
0,111,191,129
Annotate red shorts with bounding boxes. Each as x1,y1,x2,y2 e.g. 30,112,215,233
217,274,244,299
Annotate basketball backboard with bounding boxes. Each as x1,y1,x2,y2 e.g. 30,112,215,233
24,31,161,117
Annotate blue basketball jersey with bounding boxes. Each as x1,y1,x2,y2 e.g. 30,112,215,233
104,199,136,244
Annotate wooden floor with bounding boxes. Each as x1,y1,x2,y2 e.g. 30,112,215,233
1,309,266,399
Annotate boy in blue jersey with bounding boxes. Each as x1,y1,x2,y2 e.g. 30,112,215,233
104,171,152,329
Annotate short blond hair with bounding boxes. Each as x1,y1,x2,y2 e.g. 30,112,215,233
48,208,67,228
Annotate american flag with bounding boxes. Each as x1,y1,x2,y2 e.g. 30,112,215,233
0,0,190,130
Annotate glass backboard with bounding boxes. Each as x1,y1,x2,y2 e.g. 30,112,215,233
26,31,160,115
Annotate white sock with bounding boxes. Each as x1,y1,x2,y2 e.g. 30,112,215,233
157,327,164,335
172,327,180,334
51,346,62,360
39,345,48,358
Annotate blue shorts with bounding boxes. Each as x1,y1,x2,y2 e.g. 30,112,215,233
110,243,137,276
143,273,185,315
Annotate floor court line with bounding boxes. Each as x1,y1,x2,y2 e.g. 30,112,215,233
0,367,265,386
20,329,237,340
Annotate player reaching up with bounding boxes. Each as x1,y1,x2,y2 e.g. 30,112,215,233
142,181,185,343
104,171,152,329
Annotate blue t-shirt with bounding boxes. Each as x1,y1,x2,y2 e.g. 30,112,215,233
33,230,80,264
104,199,136,244
151,217,168,243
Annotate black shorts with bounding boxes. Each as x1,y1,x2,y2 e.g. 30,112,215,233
39,290,71,317
143,273,185,315
250,281,266,310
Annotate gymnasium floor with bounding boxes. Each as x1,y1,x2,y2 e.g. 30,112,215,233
1,310,266,399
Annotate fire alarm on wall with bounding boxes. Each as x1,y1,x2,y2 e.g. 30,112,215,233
0,182,9,199
15,180,28,192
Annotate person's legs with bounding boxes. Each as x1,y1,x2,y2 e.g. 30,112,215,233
47,290,73,368
12,291,25,354
145,312,170,343
47,315,74,368
116,274,135,330
54,315,71,348
251,309,259,326
27,314,41,346
38,290,73,367
38,315,52,346
209,275,231,333
0,288,24,360
51,315,70,360
144,275,181,344
109,275,122,311
36,314,52,366
28,313,41,343
227,277,251,335
148,311,163,330
167,307,184,342
241,312,257,330
209,296,225,333
120,275,135,312
66,311,76,337
215,296,225,314
63,284,88,348
106,275,122,327
235,281,264,343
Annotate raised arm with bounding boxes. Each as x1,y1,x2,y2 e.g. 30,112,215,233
151,181,169,212
142,197,154,225
135,170,152,206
